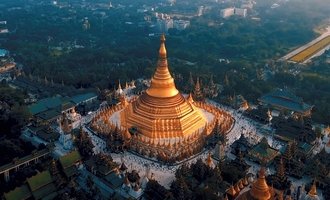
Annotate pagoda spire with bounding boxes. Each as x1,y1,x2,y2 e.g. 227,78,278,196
249,167,271,200
227,185,236,197
276,157,285,181
205,152,214,168
187,93,194,103
193,77,204,101
146,34,179,98
195,77,201,91
209,75,215,87
188,71,194,92
116,80,123,96
118,80,122,90
307,180,318,197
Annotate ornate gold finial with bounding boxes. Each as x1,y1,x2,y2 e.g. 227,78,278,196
160,33,166,42
159,34,167,58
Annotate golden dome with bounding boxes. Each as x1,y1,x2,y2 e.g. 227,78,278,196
249,167,271,200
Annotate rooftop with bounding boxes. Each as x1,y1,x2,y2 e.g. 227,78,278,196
27,170,53,191
28,96,62,115
59,150,81,169
4,184,32,200
28,92,98,117
259,89,313,113
35,109,61,121
71,92,97,104
85,157,117,176
104,172,124,189
248,138,279,164
31,183,57,200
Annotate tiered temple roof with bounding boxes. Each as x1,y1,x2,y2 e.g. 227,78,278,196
248,137,279,165
258,89,313,115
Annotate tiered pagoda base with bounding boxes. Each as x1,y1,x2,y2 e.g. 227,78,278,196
129,131,206,163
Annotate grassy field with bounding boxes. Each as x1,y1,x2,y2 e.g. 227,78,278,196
289,35,330,63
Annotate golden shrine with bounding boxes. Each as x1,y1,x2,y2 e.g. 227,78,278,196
236,167,275,200
91,35,234,162
122,35,207,139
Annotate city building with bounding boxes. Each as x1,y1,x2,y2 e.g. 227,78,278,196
220,8,235,18
4,170,58,200
247,137,280,165
58,150,82,179
0,49,16,74
28,92,97,124
28,96,76,124
82,17,90,30
156,18,173,33
234,8,247,18
220,7,247,18
154,13,174,33
0,21,8,34
197,6,204,16
173,20,190,31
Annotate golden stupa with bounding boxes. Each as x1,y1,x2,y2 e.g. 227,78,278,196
91,35,234,162
122,35,207,139
237,167,273,200
118,35,210,161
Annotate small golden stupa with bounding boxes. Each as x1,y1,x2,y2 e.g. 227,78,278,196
236,167,273,200
304,181,320,200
